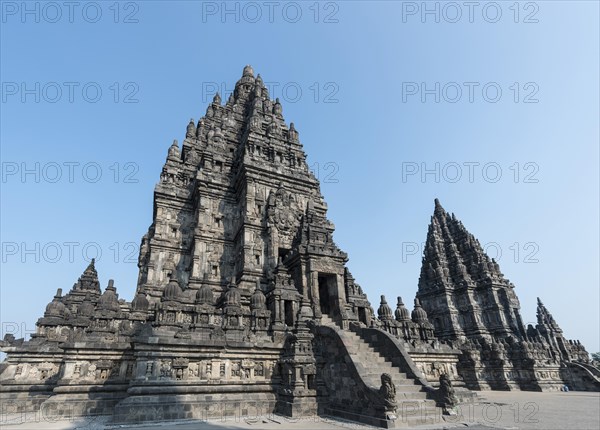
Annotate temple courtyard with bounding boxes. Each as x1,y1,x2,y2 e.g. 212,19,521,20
1,390,598,430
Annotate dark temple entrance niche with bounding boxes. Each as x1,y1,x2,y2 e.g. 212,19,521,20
318,274,337,316
358,307,367,325
284,300,294,327
278,248,290,261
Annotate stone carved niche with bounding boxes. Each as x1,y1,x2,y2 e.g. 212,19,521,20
266,115,282,138
172,358,189,380
159,360,173,378
266,187,303,250
38,362,58,380
86,364,97,379
46,326,71,342
188,362,199,378
254,362,265,377
14,364,24,378
231,361,242,378
23,362,59,381
241,359,255,379
95,360,113,380
125,362,134,377
145,361,154,377
197,361,217,380
111,361,122,378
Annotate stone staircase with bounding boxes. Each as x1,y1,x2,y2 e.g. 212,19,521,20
320,315,443,426
565,361,600,391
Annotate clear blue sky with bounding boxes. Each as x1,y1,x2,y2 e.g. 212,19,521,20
1,1,598,353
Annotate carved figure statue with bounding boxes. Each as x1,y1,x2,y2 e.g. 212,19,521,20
438,373,458,414
378,373,397,419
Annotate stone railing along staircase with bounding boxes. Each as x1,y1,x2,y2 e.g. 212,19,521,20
565,361,600,391
319,315,443,427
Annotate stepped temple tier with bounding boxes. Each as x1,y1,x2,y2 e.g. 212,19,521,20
1,66,598,428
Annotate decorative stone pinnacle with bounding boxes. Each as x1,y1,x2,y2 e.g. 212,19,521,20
433,198,445,215
242,64,254,77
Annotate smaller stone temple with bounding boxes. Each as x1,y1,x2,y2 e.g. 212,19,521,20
416,199,596,392
1,67,598,429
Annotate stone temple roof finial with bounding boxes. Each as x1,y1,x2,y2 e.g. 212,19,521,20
433,198,446,216
243,65,254,77
85,258,96,272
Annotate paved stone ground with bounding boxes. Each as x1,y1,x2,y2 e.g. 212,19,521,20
455,390,600,430
1,391,598,430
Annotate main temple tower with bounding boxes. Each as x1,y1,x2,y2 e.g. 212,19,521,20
136,65,366,328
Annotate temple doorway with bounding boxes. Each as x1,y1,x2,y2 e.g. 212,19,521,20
284,300,294,327
318,274,336,315
358,307,367,325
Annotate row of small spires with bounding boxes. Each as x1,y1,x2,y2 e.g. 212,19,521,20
51,271,428,325
45,278,267,318
47,275,561,338
378,295,429,324
158,279,265,310
45,279,120,318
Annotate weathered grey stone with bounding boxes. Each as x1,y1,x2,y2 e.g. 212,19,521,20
416,199,598,392
1,67,597,430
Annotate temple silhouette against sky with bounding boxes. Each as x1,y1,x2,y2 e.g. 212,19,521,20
1,66,597,428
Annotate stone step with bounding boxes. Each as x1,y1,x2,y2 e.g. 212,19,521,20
364,369,421,387
359,369,407,382
346,343,384,354
393,391,431,401
353,360,396,371
320,315,442,416
347,343,387,355
361,366,408,378
350,354,387,364
354,361,398,373
362,378,416,387
363,383,425,395
350,353,411,380
355,344,387,353
392,384,424,394
363,379,423,391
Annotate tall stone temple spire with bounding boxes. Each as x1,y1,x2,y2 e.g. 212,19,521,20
536,297,562,334
417,199,527,341
135,65,367,326
532,297,588,362
73,258,101,293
